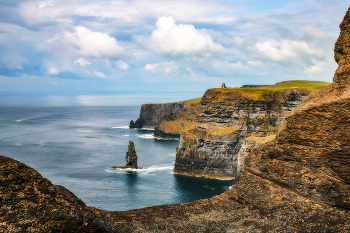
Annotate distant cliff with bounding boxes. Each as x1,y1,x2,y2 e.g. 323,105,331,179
130,102,185,129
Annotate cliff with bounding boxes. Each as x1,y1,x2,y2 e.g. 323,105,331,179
94,7,350,232
173,81,328,179
130,102,185,129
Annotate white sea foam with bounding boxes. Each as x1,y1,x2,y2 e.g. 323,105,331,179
137,134,154,139
106,164,174,175
111,126,129,129
155,137,180,141
137,128,155,131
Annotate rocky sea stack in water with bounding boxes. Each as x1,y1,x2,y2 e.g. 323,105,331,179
112,141,138,169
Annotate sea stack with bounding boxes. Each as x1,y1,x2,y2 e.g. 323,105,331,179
112,141,139,169
125,141,138,168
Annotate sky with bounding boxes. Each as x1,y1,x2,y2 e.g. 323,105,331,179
0,0,348,106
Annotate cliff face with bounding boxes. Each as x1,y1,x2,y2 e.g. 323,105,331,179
173,86,320,179
0,156,109,232
130,102,185,129
95,8,350,232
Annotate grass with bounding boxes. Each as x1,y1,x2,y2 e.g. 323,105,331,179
185,97,202,105
209,80,330,101
207,127,237,136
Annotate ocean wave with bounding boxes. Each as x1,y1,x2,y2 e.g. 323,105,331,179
105,164,174,175
136,128,155,131
111,126,129,129
137,134,154,139
155,137,180,141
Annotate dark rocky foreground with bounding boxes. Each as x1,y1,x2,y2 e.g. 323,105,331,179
2,6,350,233
0,156,110,232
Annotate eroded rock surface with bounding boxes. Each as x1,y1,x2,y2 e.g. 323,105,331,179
130,102,185,129
0,156,109,233
174,87,316,179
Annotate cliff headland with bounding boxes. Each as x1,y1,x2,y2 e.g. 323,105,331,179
1,6,350,233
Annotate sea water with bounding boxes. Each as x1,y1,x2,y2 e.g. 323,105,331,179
0,106,233,211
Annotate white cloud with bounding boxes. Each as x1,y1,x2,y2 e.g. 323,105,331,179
51,26,126,59
94,71,106,78
186,68,198,81
145,61,178,73
137,16,226,57
117,60,130,70
0,53,28,70
145,63,159,72
51,82,58,85
255,39,324,62
212,60,248,70
74,58,91,66
48,68,58,75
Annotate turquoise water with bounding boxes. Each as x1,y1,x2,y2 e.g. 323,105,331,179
0,106,233,211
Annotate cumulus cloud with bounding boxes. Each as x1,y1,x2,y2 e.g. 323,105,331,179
255,39,324,63
74,58,91,66
117,60,129,70
49,26,126,59
145,61,178,73
137,16,226,57
48,68,58,75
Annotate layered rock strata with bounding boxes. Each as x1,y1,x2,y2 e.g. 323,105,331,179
112,141,139,169
174,87,315,179
130,102,185,129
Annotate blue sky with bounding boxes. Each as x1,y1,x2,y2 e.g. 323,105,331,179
0,0,348,105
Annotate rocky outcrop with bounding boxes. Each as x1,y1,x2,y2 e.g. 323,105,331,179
174,87,318,179
0,155,109,233
112,141,139,169
130,102,185,129
125,141,138,168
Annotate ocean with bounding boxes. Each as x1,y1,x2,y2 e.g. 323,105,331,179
0,106,233,211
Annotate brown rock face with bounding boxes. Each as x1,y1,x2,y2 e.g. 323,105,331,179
244,6,350,210
126,141,138,168
0,156,109,232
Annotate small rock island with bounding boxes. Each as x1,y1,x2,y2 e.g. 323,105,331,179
112,141,139,169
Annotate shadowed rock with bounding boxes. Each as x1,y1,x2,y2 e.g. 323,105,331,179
0,156,110,232
112,141,139,169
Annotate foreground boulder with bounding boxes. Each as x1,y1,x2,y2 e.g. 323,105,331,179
0,156,109,232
